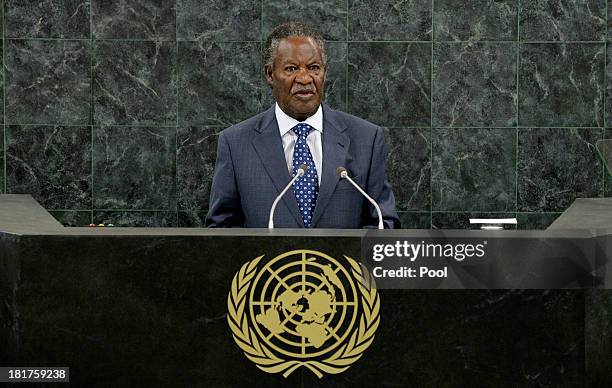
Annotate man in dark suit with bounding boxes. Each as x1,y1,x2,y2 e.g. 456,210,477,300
205,22,400,229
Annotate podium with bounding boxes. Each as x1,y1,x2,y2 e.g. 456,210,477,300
1,195,611,386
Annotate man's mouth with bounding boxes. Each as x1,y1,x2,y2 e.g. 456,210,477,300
293,90,315,98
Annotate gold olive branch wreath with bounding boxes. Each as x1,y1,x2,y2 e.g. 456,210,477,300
227,254,380,378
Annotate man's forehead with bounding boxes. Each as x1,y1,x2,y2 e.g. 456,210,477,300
278,35,318,47
275,36,323,61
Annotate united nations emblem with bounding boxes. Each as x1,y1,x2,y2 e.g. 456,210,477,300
227,249,380,378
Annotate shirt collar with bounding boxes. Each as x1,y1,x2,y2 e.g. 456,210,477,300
275,103,323,136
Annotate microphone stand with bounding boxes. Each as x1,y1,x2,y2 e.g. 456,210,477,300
337,167,384,230
268,165,309,229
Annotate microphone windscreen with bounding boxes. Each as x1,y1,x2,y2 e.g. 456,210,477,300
299,164,309,173
336,166,347,177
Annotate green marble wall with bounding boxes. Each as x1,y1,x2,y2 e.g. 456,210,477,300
1,0,611,228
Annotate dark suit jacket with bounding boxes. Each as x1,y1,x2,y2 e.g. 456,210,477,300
205,104,400,228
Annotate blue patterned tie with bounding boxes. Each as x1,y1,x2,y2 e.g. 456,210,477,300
292,123,319,228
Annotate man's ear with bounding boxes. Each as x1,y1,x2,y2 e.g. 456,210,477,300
264,64,274,86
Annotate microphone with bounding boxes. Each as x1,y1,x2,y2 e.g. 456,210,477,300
268,164,309,229
337,167,384,230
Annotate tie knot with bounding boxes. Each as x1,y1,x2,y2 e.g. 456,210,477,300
292,123,313,138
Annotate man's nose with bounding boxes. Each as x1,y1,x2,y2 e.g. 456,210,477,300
295,67,313,83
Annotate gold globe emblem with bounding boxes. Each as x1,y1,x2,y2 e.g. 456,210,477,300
227,250,380,378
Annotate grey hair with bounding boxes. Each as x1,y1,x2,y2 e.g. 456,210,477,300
263,22,327,68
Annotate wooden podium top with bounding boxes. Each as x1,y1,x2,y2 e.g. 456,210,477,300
548,198,612,230
1,194,610,237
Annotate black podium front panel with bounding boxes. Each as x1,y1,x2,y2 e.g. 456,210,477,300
1,195,611,387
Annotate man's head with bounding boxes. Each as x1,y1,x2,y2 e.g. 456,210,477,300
264,22,327,121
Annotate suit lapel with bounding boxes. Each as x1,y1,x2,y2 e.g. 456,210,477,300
311,106,349,227
251,106,304,227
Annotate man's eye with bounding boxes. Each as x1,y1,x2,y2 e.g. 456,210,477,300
286,66,297,72
309,65,320,71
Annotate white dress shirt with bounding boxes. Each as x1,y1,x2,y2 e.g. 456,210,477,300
275,103,323,185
